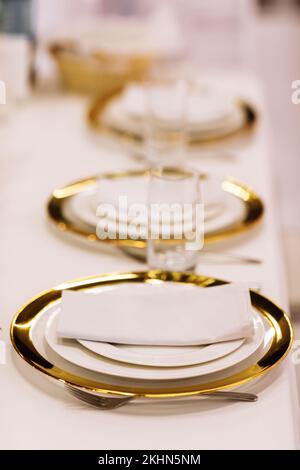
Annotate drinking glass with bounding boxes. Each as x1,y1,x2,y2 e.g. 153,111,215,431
144,73,188,165
147,166,203,271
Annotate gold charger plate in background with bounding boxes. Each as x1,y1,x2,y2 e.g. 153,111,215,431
10,270,293,398
87,91,257,146
47,169,264,252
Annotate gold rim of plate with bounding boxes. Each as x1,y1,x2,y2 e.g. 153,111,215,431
87,89,258,145
10,270,293,398
47,169,264,248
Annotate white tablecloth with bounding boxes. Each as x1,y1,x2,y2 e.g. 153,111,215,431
0,72,299,449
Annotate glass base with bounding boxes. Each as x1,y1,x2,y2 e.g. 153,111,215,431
147,249,198,272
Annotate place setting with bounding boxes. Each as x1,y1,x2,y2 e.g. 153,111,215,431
47,168,264,263
87,73,257,149
10,269,292,409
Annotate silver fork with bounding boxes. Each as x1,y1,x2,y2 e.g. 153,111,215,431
66,384,257,409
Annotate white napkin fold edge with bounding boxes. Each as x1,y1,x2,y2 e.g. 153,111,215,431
57,283,255,346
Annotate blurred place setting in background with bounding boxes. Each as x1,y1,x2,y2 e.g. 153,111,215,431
1,0,300,455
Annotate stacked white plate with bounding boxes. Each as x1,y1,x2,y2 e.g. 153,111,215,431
101,83,247,140
63,173,246,240
35,282,273,383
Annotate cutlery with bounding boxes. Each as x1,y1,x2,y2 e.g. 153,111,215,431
123,247,262,265
66,385,258,409
200,251,262,265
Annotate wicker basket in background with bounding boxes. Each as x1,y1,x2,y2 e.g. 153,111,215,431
49,42,153,96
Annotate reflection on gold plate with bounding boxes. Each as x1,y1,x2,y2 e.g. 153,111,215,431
10,270,293,398
87,90,257,145
47,169,264,251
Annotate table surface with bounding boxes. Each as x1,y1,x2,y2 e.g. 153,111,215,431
0,72,299,450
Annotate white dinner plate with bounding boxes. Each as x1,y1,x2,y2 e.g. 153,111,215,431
90,177,224,226
63,171,245,239
103,91,246,137
65,186,243,237
78,337,244,368
45,307,265,381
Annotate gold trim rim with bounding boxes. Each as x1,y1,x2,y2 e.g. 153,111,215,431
10,270,293,398
47,169,264,248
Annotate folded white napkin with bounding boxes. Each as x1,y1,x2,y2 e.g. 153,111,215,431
57,284,254,346
121,84,235,127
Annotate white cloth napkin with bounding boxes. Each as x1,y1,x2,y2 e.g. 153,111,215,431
121,84,235,127
57,284,254,346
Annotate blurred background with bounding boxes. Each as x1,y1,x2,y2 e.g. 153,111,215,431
0,0,299,308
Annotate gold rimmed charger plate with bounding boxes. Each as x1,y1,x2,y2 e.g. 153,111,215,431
87,89,257,145
47,169,264,250
10,270,292,398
